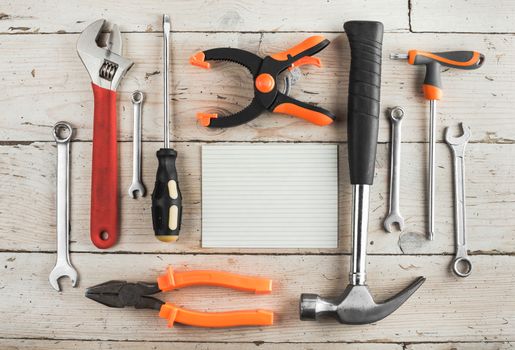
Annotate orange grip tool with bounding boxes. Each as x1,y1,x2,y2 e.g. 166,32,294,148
190,36,335,127
391,50,484,100
85,266,274,329
159,304,274,328
390,49,484,241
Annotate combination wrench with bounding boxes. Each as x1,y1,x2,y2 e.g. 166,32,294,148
128,90,146,198
384,106,405,232
445,123,472,277
49,122,78,291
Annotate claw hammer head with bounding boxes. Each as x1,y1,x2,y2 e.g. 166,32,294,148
300,277,425,324
77,19,133,91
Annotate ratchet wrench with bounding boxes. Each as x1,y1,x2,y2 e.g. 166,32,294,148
445,123,472,277
49,122,78,291
384,106,405,232
128,91,146,198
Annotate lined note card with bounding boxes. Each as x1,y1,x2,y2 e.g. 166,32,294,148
201,144,338,248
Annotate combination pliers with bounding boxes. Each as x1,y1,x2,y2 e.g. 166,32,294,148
190,36,335,127
85,266,274,328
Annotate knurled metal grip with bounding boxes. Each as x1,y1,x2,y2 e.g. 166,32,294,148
344,21,384,185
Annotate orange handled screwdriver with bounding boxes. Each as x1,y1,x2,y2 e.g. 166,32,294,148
390,50,484,240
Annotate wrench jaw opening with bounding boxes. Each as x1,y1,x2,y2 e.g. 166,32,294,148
77,19,134,91
383,213,405,233
49,265,79,292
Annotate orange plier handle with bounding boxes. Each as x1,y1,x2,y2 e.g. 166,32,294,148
156,266,274,328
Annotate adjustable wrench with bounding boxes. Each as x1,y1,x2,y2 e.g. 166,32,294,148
383,106,405,232
445,123,472,277
77,20,133,248
128,91,146,198
49,122,78,291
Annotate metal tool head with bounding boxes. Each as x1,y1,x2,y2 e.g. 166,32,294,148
49,263,78,292
444,123,471,146
85,280,163,310
389,106,404,122
300,277,425,324
383,212,405,232
77,19,133,91
128,182,146,198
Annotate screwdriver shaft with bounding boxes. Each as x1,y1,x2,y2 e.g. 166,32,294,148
428,99,436,241
163,14,170,149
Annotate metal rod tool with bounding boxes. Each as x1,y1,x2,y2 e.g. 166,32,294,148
49,122,78,291
151,14,183,242
390,49,484,240
384,106,405,232
299,21,425,325
128,90,146,198
445,123,472,277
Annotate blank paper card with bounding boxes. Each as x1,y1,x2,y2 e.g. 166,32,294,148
201,144,338,248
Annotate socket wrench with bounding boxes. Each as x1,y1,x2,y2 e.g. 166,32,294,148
49,122,78,291
128,90,146,198
445,123,472,277
383,106,405,232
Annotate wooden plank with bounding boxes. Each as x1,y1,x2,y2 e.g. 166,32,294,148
0,339,402,350
0,253,513,342
2,141,514,254
407,343,515,350
411,0,515,33
0,0,408,34
0,32,511,143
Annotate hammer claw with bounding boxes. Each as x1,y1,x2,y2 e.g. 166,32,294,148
300,277,425,324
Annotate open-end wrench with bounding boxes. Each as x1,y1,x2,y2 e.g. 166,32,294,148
445,123,472,277
77,20,133,248
384,106,405,232
49,122,78,291
128,91,146,198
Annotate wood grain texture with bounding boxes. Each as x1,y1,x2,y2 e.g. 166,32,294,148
0,32,511,143
0,0,408,33
0,339,403,349
411,0,515,33
0,253,513,342
1,1,514,348
2,141,514,254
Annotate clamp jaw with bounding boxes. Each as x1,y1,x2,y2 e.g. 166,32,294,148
190,36,335,128
77,19,133,91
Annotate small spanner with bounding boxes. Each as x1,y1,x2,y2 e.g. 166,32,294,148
128,90,146,198
445,123,472,277
384,106,405,232
49,122,78,291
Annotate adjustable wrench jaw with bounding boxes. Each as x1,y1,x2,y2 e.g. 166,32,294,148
77,19,133,91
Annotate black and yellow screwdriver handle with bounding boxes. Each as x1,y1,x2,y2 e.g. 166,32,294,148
151,148,182,242
407,50,485,100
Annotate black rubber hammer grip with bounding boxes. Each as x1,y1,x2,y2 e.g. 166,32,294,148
344,21,384,185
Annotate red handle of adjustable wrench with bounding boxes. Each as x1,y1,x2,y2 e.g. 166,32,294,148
90,83,119,249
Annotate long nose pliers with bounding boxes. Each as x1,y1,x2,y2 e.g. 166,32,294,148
190,36,335,128
85,266,274,328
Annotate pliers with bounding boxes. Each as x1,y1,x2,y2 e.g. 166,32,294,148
85,266,274,328
190,36,335,128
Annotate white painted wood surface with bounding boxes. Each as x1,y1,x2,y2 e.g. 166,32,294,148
0,0,513,348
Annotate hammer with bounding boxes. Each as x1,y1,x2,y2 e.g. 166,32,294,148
299,21,426,325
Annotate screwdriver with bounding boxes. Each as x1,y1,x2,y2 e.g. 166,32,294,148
151,14,182,242
390,50,484,240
